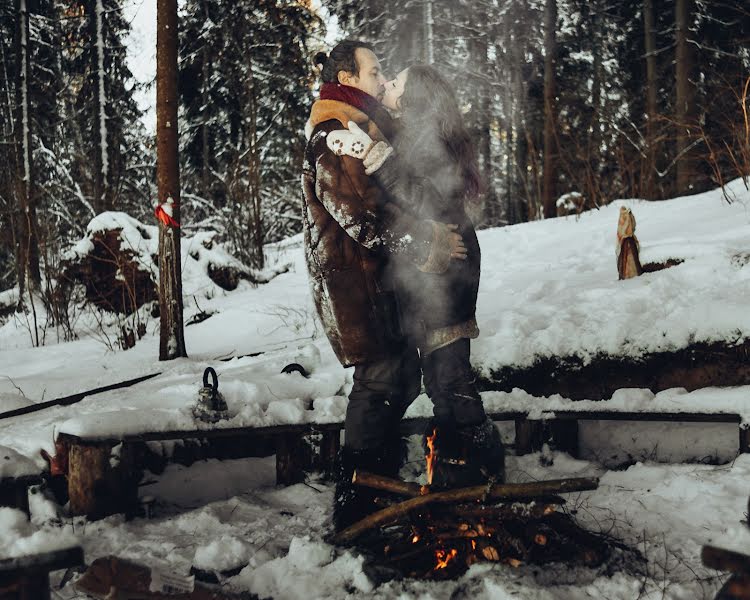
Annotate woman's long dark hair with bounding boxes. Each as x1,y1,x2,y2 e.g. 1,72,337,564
399,65,483,201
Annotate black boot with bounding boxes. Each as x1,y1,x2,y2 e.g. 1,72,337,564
332,446,398,533
423,418,505,489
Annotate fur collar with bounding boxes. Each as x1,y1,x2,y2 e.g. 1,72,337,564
305,99,386,142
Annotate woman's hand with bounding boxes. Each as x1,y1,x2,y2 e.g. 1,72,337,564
446,224,467,260
326,121,376,160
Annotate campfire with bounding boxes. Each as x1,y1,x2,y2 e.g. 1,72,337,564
332,445,623,580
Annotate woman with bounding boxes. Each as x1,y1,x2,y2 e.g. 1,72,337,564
327,65,505,487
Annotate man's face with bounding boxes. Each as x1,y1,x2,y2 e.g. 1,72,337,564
338,48,386,101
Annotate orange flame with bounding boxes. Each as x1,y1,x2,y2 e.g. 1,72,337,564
434,548,458,570
412,535,420,544
425,428,437,485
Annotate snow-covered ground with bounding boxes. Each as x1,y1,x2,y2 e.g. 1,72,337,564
1,180,749,598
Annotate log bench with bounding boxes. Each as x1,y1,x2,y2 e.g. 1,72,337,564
508,409,750,457
55,406,748,519
0,546,83,600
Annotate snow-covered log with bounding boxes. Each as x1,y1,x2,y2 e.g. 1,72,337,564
479,339,750,401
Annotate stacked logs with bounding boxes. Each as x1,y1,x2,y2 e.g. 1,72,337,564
332,472,612,580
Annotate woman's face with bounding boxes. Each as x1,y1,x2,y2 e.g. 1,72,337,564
382,69,408,112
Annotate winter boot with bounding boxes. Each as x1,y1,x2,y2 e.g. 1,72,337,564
423,418,505,489
332,445,400,533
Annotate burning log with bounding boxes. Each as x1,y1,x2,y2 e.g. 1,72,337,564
333,475,599,545
352,470,424,497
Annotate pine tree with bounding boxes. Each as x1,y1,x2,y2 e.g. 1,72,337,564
179,0,322,268
157,0,186,361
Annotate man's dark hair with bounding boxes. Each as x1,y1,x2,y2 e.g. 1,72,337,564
314,40,375,84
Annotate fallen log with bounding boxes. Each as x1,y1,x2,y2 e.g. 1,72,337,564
478,339,750,400
75,555,253,599
332,476,599,545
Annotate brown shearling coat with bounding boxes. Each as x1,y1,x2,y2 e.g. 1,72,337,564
301,100,449,366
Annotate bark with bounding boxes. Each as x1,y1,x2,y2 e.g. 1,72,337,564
643,0,659,198
246,58,264,269
352,470,425,497
675,0,695,194
92,0,110,213
423,0,434,64
332,476,599,544
542,0,558,219
156,0,187,360
13,0,41,304
512,16,529,223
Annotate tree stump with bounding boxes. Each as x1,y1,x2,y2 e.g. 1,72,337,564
67,440,139,518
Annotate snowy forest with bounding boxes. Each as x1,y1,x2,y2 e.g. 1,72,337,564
2,0,749,304
2,0,750,599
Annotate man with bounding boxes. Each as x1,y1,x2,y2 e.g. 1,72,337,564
301,40,464,530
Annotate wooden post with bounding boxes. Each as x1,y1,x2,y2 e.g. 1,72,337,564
550,419,579,457
67,441,138,518
739,426,750,454
0,475,40,516
320,429,341,480
0,546,83,600
275,433,305,485
515,419,544,455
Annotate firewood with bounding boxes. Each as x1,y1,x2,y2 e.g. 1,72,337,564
352,470,424,497
331,476,599,545
444,500,564,521
702,545,750,574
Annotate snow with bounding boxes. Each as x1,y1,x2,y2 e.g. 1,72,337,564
0,445,40,478
1,181,750,596
0,507,78,559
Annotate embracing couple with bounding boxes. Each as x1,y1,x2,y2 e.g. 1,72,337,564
301,40,505,531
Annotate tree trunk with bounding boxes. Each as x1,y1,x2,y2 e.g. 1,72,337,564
542,0,558,218
156,0,187,360
92,0,110,213
245,58,264,269
643,0,658,198
423,0,434,64
511,11,529,223
14,0,41,305
675,0,694,195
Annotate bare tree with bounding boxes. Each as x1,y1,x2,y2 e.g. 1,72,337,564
542,0,558,218
156,0,187,360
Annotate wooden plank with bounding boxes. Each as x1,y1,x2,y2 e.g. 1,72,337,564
0,546,83,573
0,373,161,421
547,411,741,423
